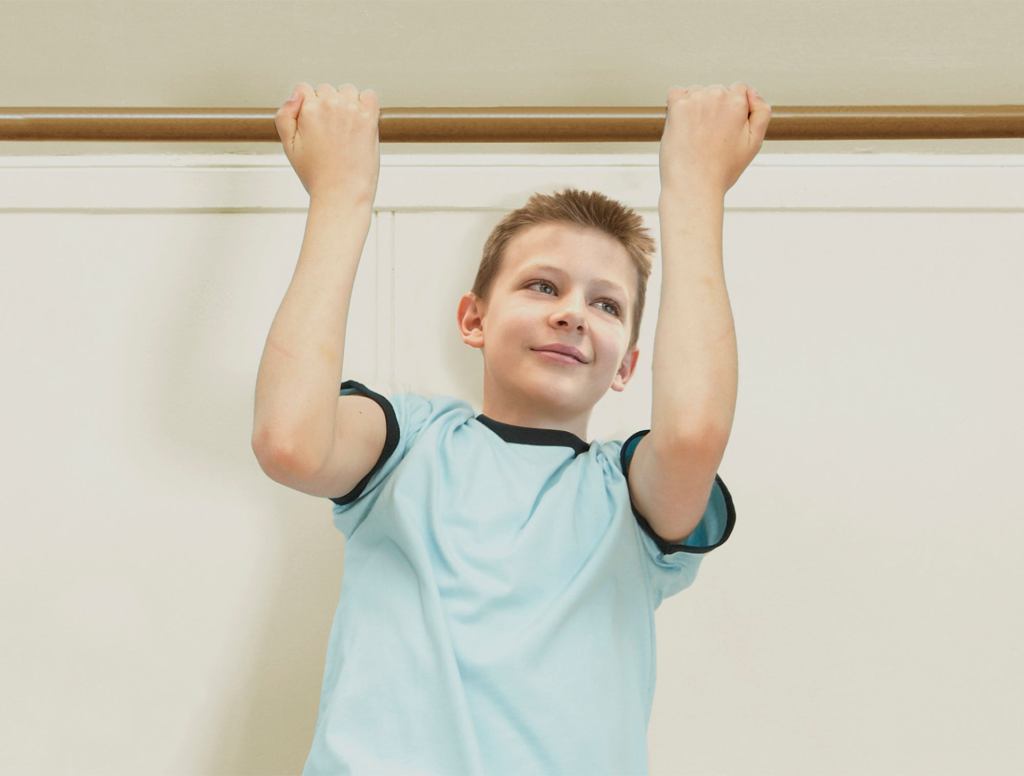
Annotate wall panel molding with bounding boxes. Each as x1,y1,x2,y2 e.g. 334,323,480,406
2,153,1024,212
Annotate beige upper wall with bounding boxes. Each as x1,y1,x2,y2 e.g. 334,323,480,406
3,0,1023,157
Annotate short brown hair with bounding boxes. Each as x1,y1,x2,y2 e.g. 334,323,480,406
470,188,655,353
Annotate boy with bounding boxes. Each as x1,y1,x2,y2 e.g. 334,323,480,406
254,82,771,774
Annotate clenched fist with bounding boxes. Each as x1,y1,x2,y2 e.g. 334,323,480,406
659,82,771,197
275,82,381,203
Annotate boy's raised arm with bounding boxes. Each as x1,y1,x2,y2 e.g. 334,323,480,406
651,83,770,445
653,188,736,445
251,82,381,474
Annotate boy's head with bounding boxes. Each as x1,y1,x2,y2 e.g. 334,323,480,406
457,188,656,432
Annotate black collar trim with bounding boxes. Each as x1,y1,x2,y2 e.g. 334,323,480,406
475,413,590,456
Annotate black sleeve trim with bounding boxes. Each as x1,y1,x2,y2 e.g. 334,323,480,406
329,380,401,506
620,428,737,556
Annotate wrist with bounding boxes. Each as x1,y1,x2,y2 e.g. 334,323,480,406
310,189,376,211
659,183,724,206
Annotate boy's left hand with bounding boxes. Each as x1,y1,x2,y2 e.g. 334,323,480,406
659,82,772,197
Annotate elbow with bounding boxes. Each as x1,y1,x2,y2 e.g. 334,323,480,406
660,421,729,457
252,429,313,478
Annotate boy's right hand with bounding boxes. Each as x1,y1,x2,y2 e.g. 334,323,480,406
275,82,381,203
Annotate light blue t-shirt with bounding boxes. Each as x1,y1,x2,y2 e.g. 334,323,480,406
302,380,736,776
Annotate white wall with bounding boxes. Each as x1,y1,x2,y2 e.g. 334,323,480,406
2,153,1022,775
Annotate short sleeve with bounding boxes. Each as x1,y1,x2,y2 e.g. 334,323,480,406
329,379,432,516
621,429,737,606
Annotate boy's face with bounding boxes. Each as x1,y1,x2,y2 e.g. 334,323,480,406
457,221,640,433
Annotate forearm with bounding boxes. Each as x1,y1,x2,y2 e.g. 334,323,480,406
651,187,738,445
252,194,373,471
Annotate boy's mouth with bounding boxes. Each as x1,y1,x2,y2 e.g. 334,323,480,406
532,348,586,365
532,344,587,363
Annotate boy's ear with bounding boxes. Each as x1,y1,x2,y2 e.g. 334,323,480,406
457,292,486,350
609,346,640,393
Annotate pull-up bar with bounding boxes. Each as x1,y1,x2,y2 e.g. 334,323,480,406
1,105,1023,142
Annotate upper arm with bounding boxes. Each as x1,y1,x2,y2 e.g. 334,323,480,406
258,394,387,500
626,429,726,544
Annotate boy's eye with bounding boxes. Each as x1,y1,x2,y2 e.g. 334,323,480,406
526,280,621,318
530,280,557,295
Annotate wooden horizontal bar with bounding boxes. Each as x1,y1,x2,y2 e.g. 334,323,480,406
1,105,1023,142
